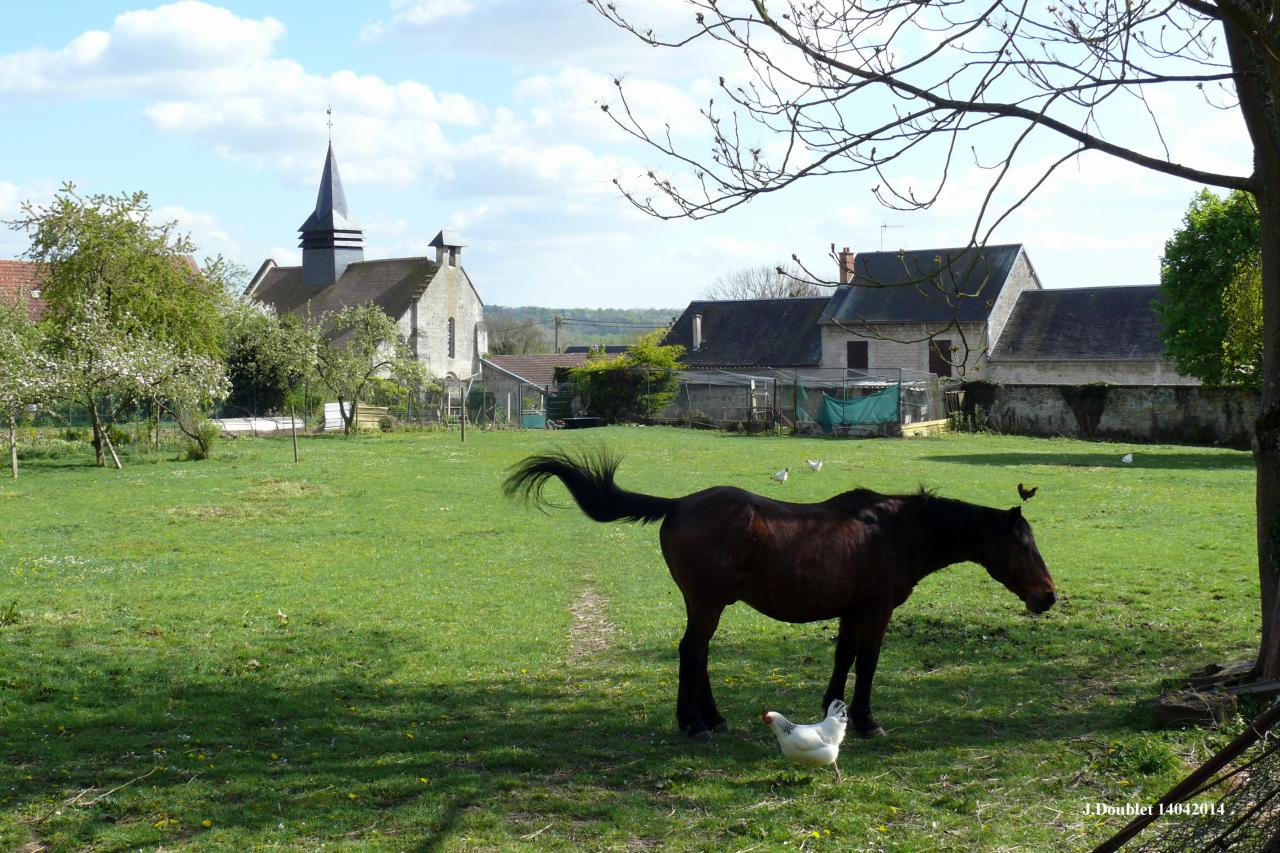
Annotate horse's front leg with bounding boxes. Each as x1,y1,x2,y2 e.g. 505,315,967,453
821,615,857,714
850,610,893,738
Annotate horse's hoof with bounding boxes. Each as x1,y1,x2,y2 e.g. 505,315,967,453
688,729,713,743
857,726,886,739
712,721,731,734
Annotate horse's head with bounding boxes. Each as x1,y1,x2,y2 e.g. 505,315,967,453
978,506,1056,614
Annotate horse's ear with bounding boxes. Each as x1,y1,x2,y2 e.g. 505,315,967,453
1008,506,1022,525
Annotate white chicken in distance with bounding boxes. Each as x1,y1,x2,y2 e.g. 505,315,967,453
806,459,823,472
772,468,789,484
763,699,848,781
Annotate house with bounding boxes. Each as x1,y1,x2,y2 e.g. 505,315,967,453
662,297,830,369
986,285,1195,385
664,244,1193,387
820,244,1039,377
481,353,596,391
0,260,48,322
246,143,487,379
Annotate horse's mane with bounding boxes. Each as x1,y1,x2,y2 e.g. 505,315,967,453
827,486,1010,544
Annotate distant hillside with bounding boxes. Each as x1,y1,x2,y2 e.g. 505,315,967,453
485,306,682,350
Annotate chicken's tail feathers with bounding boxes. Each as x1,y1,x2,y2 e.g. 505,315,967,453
503,448,676,525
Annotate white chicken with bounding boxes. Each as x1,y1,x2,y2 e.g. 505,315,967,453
763,699,848,781
1121,453,1134,464
806,459,824,472
772,467,789,484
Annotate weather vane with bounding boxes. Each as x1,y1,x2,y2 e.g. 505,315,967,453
326,105,333,143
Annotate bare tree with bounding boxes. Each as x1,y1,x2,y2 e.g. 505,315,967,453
486,317,551,355
591,1,1280,682
703,261,823,299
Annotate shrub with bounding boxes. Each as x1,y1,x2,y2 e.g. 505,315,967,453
378,414,396,432
183,420,222,461
108,424,132,447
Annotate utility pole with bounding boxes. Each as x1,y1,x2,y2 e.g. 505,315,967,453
554,315,562,353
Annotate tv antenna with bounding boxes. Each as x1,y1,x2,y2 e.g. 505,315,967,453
880,223,904,250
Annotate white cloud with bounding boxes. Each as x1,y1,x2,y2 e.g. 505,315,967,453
0,1,283,97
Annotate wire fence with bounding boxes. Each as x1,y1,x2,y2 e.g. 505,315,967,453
22,366,955,438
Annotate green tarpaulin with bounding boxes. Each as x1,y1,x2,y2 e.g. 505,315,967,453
816,386,900,432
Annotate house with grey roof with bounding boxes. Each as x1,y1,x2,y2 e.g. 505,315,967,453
986,285,1194,385
246,143,486,380
665,243,1193,386
820,244,1039,378
662,297,829,368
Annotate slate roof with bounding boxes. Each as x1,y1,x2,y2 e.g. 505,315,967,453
484,354,597,388
822,243,1024,324
249,256,437,323
663,297,829,368
429,229,466,248
991,285,1166,361
299,143,362,237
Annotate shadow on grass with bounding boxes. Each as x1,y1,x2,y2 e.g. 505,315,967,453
924,451,1254,470
2,609,1192,851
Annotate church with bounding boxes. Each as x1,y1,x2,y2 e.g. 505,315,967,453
245,143,487,380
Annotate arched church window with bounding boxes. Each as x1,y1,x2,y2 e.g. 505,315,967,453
448,317,456,359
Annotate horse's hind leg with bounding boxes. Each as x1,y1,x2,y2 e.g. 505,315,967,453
695,619,728,733
676,603,723,739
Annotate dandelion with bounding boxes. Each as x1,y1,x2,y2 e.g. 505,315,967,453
810,830,821,839
419,777,429,784
202,819,213,828
348,792,358,800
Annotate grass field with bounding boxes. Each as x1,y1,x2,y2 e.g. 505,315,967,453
0,427,1259,851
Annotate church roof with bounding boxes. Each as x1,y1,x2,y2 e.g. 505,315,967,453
990,285,1167,361
250,256,438,322
822,243,1024,325
299,143,362,235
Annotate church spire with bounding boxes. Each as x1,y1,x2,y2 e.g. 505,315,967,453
299,136,364,288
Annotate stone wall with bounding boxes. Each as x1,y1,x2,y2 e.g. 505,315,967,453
987,358,1198,386
820,321,988,374
964,382,1259,448
400,263,487,379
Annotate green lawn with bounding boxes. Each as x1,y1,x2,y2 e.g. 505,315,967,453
0,427,1258,851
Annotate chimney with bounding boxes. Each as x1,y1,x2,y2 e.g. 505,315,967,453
838,246,855,285
430,229,466,268
692,313,703,352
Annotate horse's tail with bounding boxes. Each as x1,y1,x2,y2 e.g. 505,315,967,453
503,449,675,525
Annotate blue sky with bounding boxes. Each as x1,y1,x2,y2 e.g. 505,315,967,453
0,1,1254,309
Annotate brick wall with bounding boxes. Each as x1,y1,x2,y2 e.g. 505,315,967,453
964,382,1259,448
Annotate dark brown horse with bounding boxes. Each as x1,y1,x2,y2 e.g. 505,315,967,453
504,449,1057,740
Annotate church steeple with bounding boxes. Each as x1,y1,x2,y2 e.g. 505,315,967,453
299,142,364,288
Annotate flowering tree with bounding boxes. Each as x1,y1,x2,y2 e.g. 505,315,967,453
223,299,317,416
313,304,425,434
0,303,64,478
47,299,227,467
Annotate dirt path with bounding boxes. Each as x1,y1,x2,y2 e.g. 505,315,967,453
567,585,616,664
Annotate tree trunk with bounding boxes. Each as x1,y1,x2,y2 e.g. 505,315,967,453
87,394,106,467
8,413,17,480
340,397,354,435
1255,179,1280,678
1223,16,1280,681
